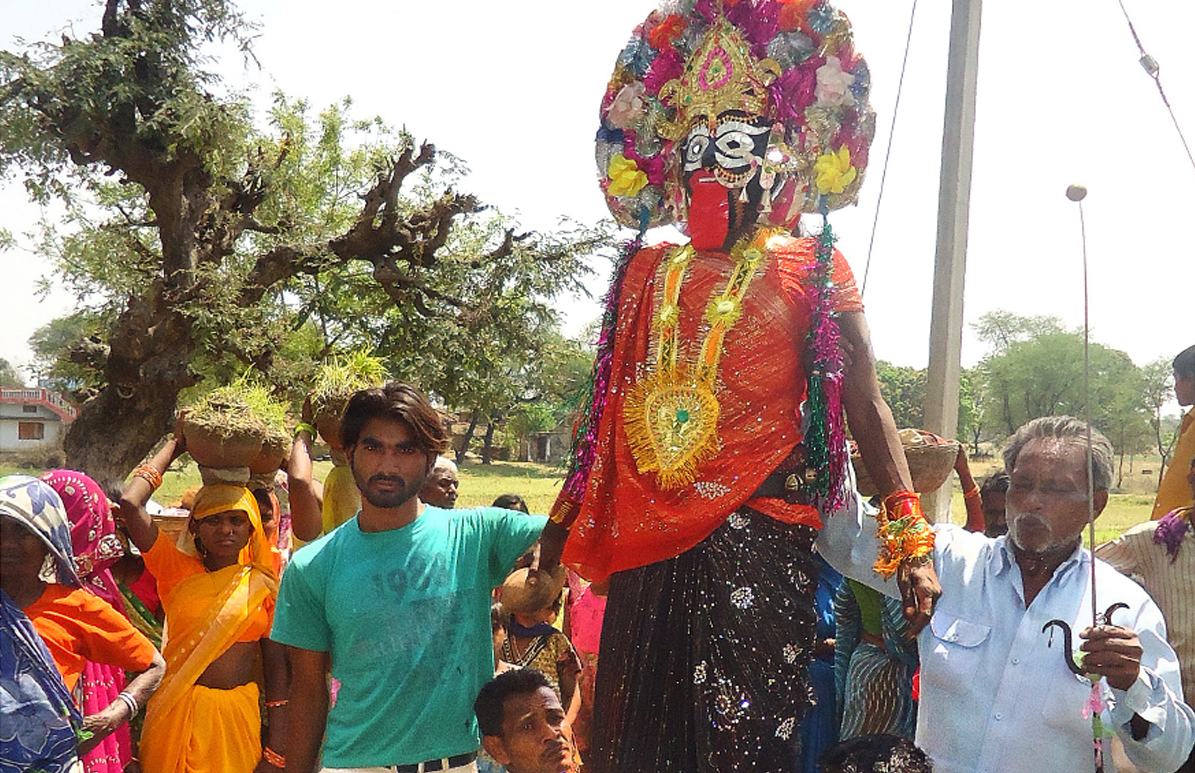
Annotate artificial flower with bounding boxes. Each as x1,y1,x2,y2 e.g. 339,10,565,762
623,141,665,186
815,55,855,106
608,154,649,197
618,37,656,78
808,2,837,34
770,57,824,124
742,1,781,53
814,146,857,194
766,30,816,69
643,49,684,94
606,82,647,131
649,14,687,51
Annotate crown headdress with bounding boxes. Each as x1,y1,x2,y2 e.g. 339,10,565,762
656,20,782,140
595,1,875,230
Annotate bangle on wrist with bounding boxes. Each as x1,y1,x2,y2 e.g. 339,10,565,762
873,490,935,580
265,698,288,708
116,691,139,718
294,422,316,440
262,747,285,768
962,486,980,500
132,464,163,490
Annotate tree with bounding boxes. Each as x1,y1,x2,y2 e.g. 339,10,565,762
0,357,23,387
1142,357,1180,487
976,315,1152,469
874,361,983,449
1,1,605,480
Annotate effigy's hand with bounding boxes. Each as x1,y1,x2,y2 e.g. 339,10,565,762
534,519,568,573
1080,625,1143,691
897,560,941,636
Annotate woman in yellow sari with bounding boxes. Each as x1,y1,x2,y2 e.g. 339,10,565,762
119,427,287,773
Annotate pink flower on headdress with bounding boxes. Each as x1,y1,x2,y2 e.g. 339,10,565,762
741,1,782,54
606,82,647,131
623,141,665,187
815,55,855,106
644,49,684,94
771,56,824,125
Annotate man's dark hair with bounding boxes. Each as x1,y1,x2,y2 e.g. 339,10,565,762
979,470,1010,497
475,668,552,737
818,734,933,773
340,382,448,455
1174,344,1195,380
492,493,530,513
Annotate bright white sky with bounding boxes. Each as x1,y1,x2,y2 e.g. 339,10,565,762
2,0,1193,387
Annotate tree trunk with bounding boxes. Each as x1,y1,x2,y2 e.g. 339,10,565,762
63,299,197,483
456,413,478,465
481,420,495,465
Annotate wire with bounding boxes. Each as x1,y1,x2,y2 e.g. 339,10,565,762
860,0,919,297
1115,0,1195,175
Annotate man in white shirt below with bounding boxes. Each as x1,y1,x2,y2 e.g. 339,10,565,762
820,415,1195,773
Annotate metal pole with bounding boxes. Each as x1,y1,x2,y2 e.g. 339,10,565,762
923,0,983,522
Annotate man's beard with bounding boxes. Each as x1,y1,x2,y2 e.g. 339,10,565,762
353,468,424,509
1007,509,1079,556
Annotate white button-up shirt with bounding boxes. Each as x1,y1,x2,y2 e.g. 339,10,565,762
818,502,1195,773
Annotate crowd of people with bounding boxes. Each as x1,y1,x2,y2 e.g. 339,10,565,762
0,345,1192,773
3,0,1195,769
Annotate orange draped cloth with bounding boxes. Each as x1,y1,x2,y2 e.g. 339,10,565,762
561,235,863,581
139,486,278,773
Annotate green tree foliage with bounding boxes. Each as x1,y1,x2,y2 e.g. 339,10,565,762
874,361,981,447
974,312,1153,477
0,357,24,387
1,1,607,480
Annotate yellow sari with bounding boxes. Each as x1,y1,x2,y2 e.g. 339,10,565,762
140,486,278,773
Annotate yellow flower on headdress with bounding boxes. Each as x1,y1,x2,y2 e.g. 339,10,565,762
813,146,858,195
607,154,649,197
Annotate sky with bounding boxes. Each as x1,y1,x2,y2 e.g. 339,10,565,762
2,0,1192,390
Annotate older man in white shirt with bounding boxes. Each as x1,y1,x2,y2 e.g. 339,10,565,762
820,415,1195,773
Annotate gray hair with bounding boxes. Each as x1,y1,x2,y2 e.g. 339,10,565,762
1002,416,1113,491
431,456,458,474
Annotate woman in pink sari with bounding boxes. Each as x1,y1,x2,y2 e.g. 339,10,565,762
42,470,138,773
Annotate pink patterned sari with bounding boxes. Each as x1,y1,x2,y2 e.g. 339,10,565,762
43,470,133,773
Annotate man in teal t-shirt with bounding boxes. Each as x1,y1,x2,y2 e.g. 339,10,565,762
273,383,547,772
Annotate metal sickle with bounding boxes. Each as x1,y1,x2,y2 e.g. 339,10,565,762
1043,603,1131,675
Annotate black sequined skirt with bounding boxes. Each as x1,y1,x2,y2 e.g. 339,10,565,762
590,509,820,773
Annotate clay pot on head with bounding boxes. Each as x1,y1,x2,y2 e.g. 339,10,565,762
183,420,264,469
249,436,289,475
315,413,345,451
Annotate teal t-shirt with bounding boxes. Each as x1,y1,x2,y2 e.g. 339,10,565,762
271,505,546,767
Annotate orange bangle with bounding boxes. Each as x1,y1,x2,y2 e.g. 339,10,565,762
265,699,288,708
132,465,163,490
874,490,935,580
262,747,285,768
963,487,980,500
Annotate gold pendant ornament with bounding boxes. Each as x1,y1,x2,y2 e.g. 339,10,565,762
624,230,778,489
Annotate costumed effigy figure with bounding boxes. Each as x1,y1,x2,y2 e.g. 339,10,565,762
539,1,940,770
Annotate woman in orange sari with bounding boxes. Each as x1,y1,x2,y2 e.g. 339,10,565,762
119,427,287,773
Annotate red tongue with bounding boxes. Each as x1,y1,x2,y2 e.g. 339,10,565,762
688,173,730,250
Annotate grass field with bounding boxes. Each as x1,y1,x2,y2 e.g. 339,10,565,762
2,454,1161,547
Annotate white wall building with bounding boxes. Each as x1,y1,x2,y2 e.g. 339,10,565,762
0,388,77,453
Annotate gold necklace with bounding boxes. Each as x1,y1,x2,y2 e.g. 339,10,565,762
623,228,779,489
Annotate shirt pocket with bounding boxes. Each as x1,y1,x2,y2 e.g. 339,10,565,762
924,611,992,695
1037,669,1095,731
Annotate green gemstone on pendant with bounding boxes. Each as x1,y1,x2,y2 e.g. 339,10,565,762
676,409,690,423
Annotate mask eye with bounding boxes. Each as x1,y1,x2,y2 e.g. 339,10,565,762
682,125,711,172
713,120,770,170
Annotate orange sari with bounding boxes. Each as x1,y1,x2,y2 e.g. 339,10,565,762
139,486,278,773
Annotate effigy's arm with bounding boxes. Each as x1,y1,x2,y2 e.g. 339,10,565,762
837,311,940,633
837,311,913,494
